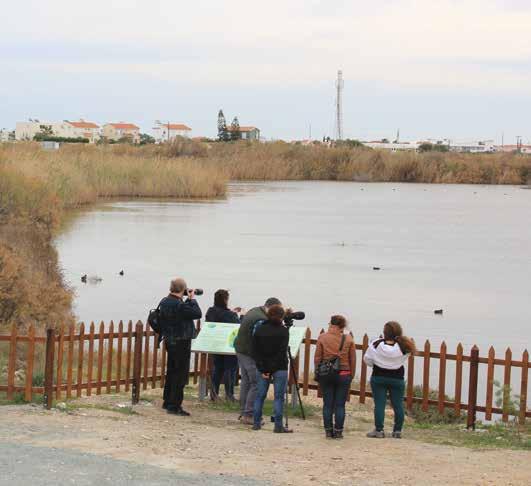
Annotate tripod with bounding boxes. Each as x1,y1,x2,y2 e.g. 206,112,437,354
284,346,306,428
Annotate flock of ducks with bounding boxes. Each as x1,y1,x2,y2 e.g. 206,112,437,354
81,270,124,284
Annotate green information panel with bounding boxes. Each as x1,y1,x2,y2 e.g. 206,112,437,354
192,322,307,357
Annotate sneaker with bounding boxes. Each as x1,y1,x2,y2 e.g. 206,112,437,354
334,429,344,439
325,429,335,439
274,426,293,434
391,431,402,439
252,424,261,431
366,429,385,438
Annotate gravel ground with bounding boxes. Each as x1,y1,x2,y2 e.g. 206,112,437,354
0,442,269,486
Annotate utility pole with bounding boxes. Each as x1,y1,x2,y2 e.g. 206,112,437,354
335,70,344,141
516,135,522,154
167,121,170,143
309,123,312,140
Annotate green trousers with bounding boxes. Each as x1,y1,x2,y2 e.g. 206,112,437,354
370,375,405,432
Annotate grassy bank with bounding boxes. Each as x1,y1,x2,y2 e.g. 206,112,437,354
0,143,226,330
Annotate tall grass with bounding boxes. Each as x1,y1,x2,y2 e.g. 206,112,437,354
0,143,227,331
206,141,531,185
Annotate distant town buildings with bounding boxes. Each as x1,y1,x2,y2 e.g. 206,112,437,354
102,122,140,144
15,119,100,142
0,129,13,142
227,126,260,141
363,141,420,152
152,121,192,143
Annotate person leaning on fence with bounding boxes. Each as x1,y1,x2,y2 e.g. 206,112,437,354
159,277,202,416
205,289,241,402
363,321,415,438
234,297,282,425
251,304,293,433
314,315,355,439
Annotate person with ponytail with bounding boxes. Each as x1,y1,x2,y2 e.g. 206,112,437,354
363,321,415,438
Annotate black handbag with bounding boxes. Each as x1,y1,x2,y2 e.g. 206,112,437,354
315,334,346,384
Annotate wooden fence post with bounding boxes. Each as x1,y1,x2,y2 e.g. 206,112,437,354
466,345,479,429
43,328,56,410
131,322,143,405
302,328,311,396
7,324,17,400
519,350,529,425
422,340,431,412
359,334,369,404
24,325,36,402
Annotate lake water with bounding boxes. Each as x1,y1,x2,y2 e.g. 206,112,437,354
55,181,531,356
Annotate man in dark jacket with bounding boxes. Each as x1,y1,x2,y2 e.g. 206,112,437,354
159,277,202,415
205,289,241,401
234,297,281,424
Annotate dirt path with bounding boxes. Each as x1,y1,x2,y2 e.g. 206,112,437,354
1,390,529,485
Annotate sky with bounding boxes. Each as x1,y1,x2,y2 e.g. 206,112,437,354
1,0,531,142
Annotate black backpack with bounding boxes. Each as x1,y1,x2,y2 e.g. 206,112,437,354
147,305,162,334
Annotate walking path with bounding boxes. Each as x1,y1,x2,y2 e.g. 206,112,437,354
0,391,529,485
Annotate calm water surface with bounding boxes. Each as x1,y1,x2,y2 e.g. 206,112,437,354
55,181,531,355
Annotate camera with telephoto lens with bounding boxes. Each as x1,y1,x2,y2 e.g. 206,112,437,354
283,311,305,327
185,288,203,296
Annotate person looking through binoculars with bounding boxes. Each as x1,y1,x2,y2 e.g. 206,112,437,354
251,304,293,433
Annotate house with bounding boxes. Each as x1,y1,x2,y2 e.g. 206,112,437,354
152,121,192,143
15,119,100,142
0,129,13,142
64,120,100,143
227,126,260,141
102,122,140,143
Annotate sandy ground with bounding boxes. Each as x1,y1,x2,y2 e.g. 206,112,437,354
1,389,530,486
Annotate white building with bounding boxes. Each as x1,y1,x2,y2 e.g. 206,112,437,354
363,141,420,152
447,140,495,153
152,122,192,143
0,129,13,142
15,119,100,142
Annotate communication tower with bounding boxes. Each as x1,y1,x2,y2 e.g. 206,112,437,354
335,70,344,141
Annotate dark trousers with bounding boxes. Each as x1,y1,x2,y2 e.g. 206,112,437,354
211,354,238,400
321,375,352,431
370,375,405,432
163,340,191,410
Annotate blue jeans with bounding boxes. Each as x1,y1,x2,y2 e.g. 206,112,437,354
320,375,352,431
253,369,288,428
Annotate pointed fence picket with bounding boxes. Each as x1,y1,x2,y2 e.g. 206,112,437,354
1,323,529,428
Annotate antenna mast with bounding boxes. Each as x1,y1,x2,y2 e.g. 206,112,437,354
335,70,344,141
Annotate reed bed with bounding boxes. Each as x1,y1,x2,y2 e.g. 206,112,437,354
0,143,227,331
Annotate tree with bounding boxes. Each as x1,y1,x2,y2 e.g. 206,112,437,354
230,117,241,141
33,124,54,140
418,142,449,153
139,133,155,145
217,110,229,142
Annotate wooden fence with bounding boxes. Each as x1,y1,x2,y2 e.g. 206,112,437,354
1,322,529,427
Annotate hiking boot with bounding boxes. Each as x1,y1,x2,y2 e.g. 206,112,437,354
334,429,344,439
167,407,190,416
325,429,335,439
274,426,293,434
366,429,385,438
391,431,402,439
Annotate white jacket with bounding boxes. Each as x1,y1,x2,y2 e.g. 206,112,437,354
363,338,408,370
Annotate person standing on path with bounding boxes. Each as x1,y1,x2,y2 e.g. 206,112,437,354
205,289,242,401
251,304,292,433
234,297,282,425
159,277,202,416
314,315,355,439
363,321,415,438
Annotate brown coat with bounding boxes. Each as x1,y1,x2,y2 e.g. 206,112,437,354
314,326,355,376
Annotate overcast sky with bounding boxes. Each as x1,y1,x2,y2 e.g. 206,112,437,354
1,0,531,142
